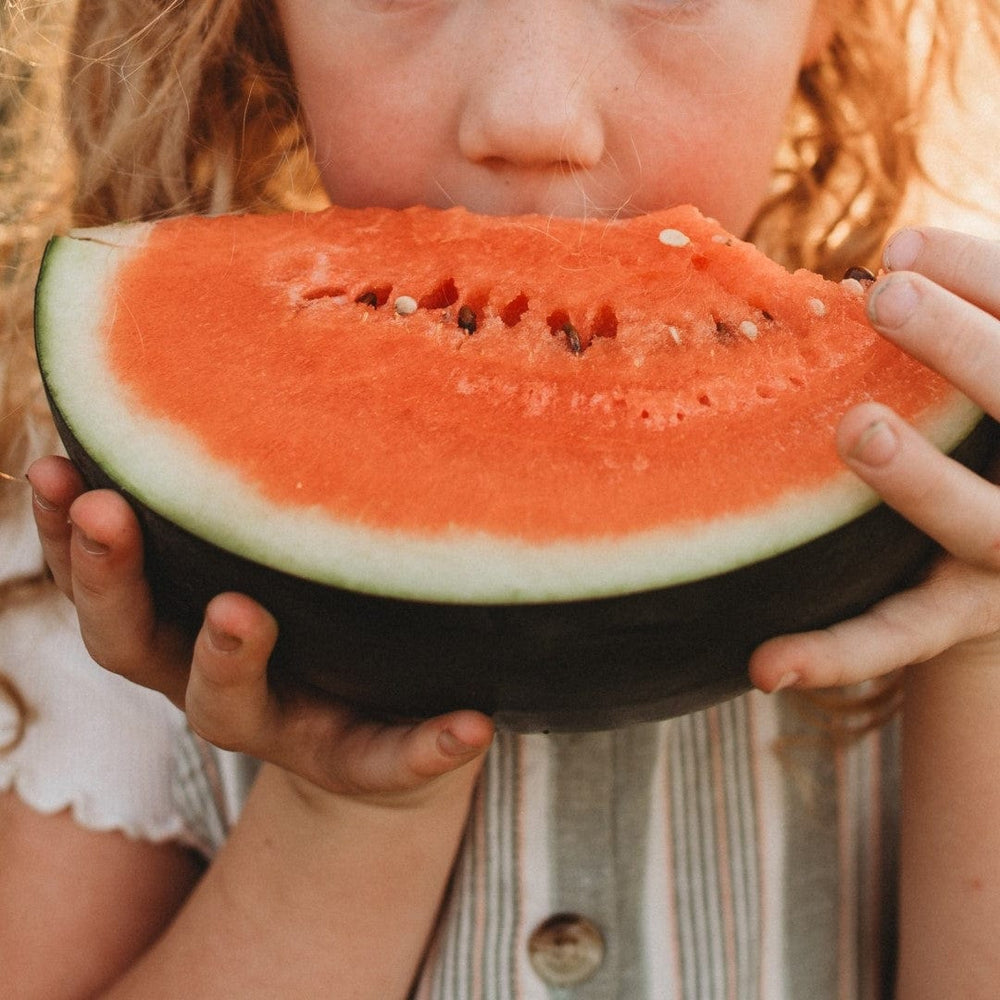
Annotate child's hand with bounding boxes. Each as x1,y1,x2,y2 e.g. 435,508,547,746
751,226,1000,692
26,455,493,802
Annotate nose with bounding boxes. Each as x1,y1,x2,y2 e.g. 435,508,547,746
457,6,606,173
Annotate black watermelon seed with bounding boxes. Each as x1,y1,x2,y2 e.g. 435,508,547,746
843,266,876,284
457,305,478,334
562,322,583,355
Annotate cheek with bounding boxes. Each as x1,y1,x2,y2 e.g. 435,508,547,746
618,12,808,231
618,104,782,235
689,109,789,233
296,57,452,208
630,78,799,234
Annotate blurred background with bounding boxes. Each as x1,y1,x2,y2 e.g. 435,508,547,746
903,14,999,234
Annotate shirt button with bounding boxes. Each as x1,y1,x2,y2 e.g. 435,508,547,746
527,912,605,987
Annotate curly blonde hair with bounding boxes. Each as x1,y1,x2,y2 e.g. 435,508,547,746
1,2,75,503
1,0,998,738
67,0,322,224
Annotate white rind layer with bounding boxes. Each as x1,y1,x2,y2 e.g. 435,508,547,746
37,226,984,604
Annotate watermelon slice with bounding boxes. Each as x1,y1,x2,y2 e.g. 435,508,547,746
34,205,996,730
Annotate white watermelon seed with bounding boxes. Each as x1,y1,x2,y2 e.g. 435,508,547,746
807,297,827,317
658,228,691,247
739,320,759,341
394,295,418,315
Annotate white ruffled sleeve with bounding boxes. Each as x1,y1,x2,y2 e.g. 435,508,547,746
0,585,201,849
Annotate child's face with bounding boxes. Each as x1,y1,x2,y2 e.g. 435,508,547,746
277,0,830,236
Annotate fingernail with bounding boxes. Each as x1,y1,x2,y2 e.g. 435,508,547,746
883,228,924,271
772,671,801,693
867,275,920,329
207,624,242,653
72,523,109,556
438,729,476,757
849,419,899,467
32,489,58,512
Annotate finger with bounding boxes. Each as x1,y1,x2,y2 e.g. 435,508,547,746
276,701,494,799
749,560,1000,690
25,456,87,596
838,402,1000,569
316,710,495,802
867,271,1000,416
346,710,496,790
67,489,189,704
188,595,494,797
185,592,282,751
882,227,1000,317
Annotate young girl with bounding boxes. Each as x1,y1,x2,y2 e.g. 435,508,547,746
4,0,1000,996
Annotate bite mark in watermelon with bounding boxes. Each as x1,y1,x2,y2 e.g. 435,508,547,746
34,205,997,730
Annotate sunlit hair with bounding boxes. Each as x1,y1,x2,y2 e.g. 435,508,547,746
1,0,998,739
1,3,74,510
68,0,321,223
755,0,1000,275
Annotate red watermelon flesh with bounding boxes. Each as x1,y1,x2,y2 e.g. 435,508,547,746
107,207,944,540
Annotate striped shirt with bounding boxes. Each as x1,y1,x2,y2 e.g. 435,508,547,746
173,690,899,1000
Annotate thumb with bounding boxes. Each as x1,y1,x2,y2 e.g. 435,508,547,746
405,711,496,781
